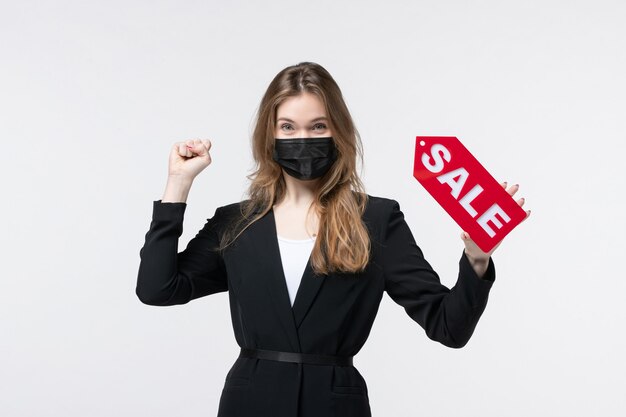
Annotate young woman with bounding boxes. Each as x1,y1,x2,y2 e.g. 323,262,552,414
136,62,530,417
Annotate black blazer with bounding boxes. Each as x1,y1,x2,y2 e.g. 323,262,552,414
136,194,495,417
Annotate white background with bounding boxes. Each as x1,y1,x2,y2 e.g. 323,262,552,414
1,0,624,416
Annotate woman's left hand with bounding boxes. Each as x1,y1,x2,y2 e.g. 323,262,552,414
461,181,531,264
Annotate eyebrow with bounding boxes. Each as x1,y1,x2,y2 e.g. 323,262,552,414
277,117,328,123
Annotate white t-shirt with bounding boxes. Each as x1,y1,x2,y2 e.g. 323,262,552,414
276,235,316,306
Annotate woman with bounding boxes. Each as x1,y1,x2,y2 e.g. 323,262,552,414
136,61,530,417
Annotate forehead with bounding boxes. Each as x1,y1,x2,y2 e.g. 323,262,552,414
276,92,326,119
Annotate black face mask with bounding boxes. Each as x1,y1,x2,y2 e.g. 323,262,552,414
272,137,338,180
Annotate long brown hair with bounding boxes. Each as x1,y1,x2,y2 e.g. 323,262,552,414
218,61,370,275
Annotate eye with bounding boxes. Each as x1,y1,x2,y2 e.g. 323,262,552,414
312,123,327,130
280,123,294,131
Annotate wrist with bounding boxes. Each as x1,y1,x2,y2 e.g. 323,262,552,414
167,174,194,186
464,249,490,265
162,175,193,203
464,250,490,279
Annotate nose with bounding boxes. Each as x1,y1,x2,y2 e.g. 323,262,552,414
298,129,313,138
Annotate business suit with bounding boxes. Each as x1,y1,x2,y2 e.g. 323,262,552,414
136,194,496,417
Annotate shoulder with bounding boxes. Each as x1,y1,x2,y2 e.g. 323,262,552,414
201,200,249,235
215,194,400,218
216,200,247,214
363,193,400,217
213,199,251,222
213,194,401,224
357,194,405,244
359,194,404,238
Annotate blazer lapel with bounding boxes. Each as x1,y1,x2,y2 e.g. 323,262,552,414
289,247,327,330
249,209,300,351
251,207,327,352
268,208,327,330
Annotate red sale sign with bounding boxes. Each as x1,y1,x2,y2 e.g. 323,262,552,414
413,136,526,253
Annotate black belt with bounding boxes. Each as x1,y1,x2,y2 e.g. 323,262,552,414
239,347,353,367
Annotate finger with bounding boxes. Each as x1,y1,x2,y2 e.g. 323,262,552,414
186,140,202,156
199,140,211,156
193,139,204,151
507,183,519,197
177,143,188,157
501,181,508,189
517,197,525,207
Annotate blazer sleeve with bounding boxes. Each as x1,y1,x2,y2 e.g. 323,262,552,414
382,199,496,348
135,200,228,306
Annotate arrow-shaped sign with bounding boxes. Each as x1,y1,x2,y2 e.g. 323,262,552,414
413,136,526,253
